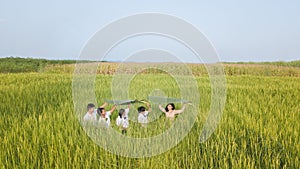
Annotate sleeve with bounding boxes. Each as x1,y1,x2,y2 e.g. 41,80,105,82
83,114,88,121
159,105,166,113
174,105,186,114
106,111,111,116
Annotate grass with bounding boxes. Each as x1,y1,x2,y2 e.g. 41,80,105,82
0,67,299,168
1,57,300,77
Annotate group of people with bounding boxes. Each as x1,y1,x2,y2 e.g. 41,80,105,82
83,101,186,134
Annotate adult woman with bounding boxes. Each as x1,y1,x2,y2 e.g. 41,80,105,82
158,103,186,120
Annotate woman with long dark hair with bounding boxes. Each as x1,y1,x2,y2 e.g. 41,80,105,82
158,103,186,120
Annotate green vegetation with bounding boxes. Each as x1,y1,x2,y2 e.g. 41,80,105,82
1,57,300,76
223,60,300,67
0,57,92,73
0,60,299,168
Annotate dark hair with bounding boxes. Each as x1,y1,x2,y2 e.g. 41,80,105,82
165,103,175,112
87,103,95,110
97,107,105,115
119,109,125,118
137,106,146,113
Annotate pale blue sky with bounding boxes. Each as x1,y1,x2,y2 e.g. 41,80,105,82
0,0,299,62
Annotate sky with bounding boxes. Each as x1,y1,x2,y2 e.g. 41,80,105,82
0,0,299,62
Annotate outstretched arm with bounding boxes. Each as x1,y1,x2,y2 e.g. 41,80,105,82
174,104,186,114
158,104,166,113
100,102,108,108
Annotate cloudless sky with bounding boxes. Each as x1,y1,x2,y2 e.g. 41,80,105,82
0,0,299,62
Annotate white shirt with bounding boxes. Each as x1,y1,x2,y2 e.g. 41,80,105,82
83,111,97,124
138,111,149,124
116,108,130,128
98,111,111,128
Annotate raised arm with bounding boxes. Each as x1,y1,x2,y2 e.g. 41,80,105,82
146,103,152,112
124,103,131,115
158,104,166,113
174,104,186,114
109,104,117,113
100,102,108,108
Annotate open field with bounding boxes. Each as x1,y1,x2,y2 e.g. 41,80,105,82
0,60,300,168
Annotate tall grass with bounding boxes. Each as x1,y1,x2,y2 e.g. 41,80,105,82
0,71,299,168
41,62,300,77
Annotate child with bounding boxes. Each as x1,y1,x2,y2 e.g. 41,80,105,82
83,103,97,125
116,104,131,134
97,102,116,128
158,103,186,120
137,103,151,127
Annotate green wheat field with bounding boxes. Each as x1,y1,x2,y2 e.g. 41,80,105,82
0,58,299,168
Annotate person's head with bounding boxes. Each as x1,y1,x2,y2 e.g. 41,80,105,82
119,109,125,118
87,103,95,113
165,103,175,112
138,106,146,113
97,107,106,117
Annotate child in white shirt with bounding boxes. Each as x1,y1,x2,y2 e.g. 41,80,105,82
97,102,116,128
137,103,151,127
83,103,97,125
116,104,131,134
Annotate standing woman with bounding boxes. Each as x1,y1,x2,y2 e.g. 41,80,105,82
158,103,186,120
